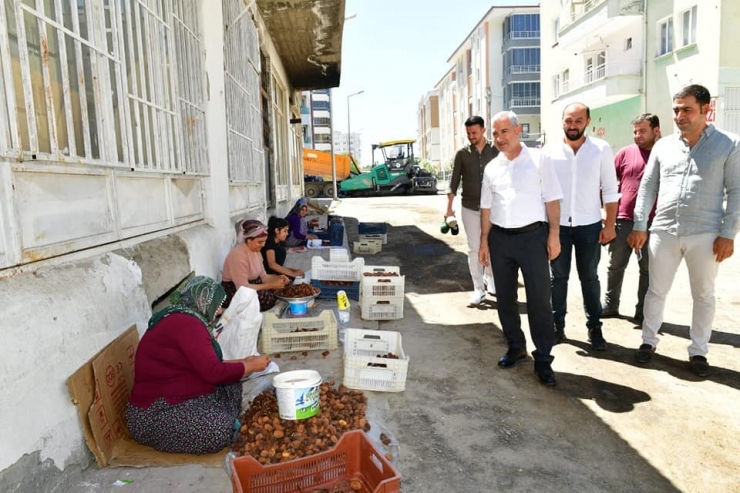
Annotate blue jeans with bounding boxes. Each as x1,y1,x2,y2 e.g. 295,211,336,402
551,221,603,330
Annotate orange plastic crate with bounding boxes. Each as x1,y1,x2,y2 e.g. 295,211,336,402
230,430,401,493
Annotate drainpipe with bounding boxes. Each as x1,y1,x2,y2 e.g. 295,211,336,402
641,0,648,113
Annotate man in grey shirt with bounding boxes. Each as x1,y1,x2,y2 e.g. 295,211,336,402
446,116,499,305
628,84,740,377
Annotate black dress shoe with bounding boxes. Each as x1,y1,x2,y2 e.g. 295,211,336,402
535,367,557,386
498,349,528,368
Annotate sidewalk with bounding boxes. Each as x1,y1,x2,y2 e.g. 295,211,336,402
61,195,740,493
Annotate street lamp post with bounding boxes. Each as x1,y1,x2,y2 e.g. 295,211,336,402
347,90,364,157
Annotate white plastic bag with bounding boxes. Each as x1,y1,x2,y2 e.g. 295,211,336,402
217,287,263,360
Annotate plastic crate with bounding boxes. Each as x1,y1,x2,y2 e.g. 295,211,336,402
343,329,408,392
260,310,337,354
312,256,365,282
358,222,387,235
353,239,382,255
361,266,404,298
330,248,350,262
361,296,404,321
310,279,360,301
330,223,344,246
359,233,387,245
231,430,401,493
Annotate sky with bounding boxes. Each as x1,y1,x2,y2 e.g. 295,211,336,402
331,0,537,165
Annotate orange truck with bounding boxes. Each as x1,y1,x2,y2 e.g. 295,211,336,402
302,149,361,198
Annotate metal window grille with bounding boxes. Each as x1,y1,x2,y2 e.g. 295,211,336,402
223,0,263,183
0,0,208,174
172,0,207,173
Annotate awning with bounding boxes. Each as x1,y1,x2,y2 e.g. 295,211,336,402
256,0,346,90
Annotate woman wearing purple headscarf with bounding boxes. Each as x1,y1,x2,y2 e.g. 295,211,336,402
284,198,319,247
222,219,290,310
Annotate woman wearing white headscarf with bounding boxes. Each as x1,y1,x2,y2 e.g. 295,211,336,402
221,219,290,311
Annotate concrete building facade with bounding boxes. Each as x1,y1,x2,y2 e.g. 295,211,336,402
301,88,333,152
435,5,541,167
332,130,362,163
540,0,740,151
417,90,441,170
0,0,345,486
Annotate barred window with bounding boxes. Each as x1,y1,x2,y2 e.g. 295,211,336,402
0,0,209,174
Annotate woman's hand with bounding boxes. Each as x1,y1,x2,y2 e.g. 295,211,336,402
242,355,270,376
293,268,305,277
265,275,290,290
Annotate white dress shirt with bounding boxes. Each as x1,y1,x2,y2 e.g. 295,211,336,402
480,145,563,228
540,136,619,226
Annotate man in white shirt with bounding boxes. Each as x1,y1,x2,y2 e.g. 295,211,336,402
541,103,619,350
479,111,563,386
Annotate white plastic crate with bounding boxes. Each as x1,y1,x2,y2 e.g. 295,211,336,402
329,248,349,263
353,239,381,255
359,233,387,245
361,266,404,298
343,328,408,392
311,256,365,282
260,310,337,354
361,296,404,320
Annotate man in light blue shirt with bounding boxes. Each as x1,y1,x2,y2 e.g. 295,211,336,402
628,84,740,377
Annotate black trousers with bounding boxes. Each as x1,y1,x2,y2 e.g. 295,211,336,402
488,223,554,367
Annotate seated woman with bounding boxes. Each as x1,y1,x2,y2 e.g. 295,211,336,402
222,219,290,310
126,276,270,455
262,216,305,279
284,198,319,247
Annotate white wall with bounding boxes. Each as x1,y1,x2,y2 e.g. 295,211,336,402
0,0,303,477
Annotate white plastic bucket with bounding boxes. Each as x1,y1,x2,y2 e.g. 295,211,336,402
272,370,322,420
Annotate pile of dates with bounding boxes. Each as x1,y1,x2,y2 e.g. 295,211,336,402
276,283,320,298
232,381,370,465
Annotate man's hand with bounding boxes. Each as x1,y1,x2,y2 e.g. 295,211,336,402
714,237,734,262
479,243,490,267
599,224,617,244
627,230,648,251
547,232,561,260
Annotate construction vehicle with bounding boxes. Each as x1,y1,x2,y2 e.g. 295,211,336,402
302,149,362,198
338,139,437,196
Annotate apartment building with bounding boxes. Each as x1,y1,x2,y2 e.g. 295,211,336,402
435,5,541,167
333,130,363,163
541,0,740,151
417,90,441,170
301,89,333,152
0,0,345,484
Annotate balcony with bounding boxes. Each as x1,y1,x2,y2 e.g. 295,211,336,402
503,30,541,51
553,60,642,103
510,97,541,108
557,0,643,49
504,64,541,85
509,65,541,75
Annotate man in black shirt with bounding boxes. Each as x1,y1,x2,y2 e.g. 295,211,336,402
446,116,499,305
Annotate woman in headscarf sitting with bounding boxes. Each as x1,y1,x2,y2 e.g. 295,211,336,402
126,276,270,455
222,219,290,310
284,198,319,247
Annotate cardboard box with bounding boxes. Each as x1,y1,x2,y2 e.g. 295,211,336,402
67,325,226,467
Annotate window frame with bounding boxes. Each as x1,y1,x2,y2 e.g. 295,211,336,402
657,15,674,57
680,5,697,48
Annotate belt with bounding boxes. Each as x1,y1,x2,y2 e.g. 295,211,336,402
492,222,545,235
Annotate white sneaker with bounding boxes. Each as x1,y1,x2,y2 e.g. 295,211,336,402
468,289,486,305
484,276,496,295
